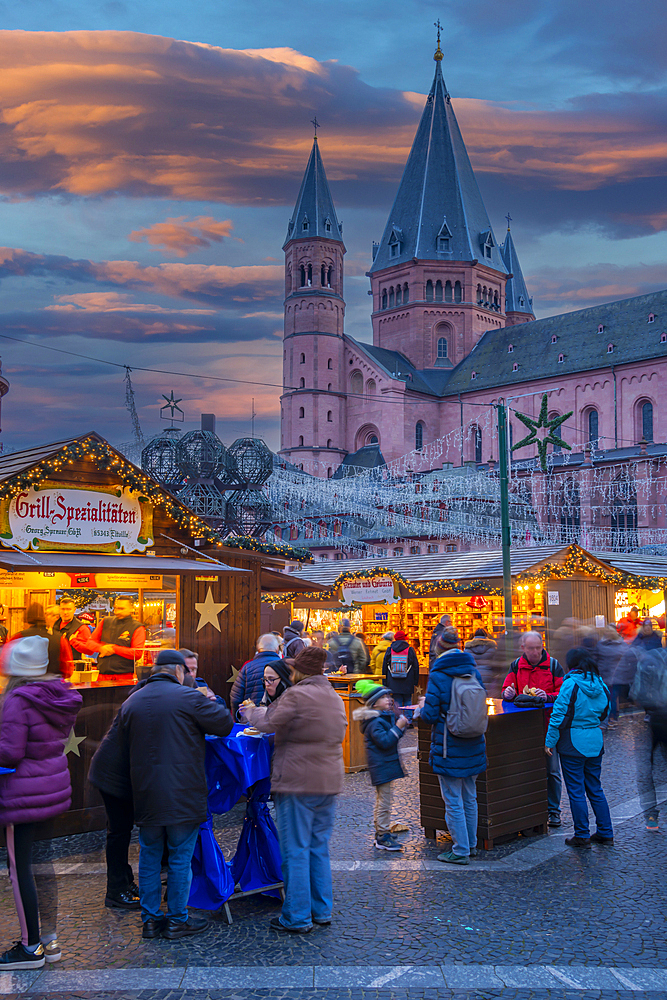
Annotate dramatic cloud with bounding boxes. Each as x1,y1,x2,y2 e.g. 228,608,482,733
0,247,283,307
128,216,235,255
45,292,217,313
526,263,667,312
0,31,665,234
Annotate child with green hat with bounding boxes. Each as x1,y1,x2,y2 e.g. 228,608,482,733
353,680,409,851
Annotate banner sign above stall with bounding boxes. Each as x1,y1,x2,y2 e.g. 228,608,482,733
341,576,400,605
0,484,153,554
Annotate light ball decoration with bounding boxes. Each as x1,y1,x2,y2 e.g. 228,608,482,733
179,482,228,520
226,489,273,537
228,437,273,487
176,430,234,481
141,428,185,491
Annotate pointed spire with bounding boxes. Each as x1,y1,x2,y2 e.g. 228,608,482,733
370,55,506,274
500,224,534,316
284,137,343,248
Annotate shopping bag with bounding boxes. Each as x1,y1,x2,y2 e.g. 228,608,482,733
188,817,234,910
230,796,283,897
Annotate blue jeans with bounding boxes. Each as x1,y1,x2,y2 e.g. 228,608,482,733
138,824,199,923
437,774,478,856
546,746,562,817
391,692,412,708
559,754,613,839
274,793,337,930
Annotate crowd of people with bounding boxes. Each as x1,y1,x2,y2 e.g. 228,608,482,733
0,600,665,962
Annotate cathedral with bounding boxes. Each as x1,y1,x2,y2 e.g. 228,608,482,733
279,39,666,547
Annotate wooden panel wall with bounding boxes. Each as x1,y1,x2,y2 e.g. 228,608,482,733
570,579,615,627
178,553,261,696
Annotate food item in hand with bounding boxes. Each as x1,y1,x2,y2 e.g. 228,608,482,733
523,686,539,696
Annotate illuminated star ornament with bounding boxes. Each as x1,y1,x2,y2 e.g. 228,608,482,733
160,390,184,424
512,393,572,471
64,729,86,757
195,587,228,632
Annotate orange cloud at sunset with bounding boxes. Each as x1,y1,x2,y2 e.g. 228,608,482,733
0,29,663,210
128,217,235,256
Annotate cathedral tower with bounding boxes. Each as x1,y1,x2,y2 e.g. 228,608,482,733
368,38,508,369
280,137,346,472
500,221,536,326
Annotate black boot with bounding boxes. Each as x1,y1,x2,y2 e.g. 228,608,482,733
105,887,141,910
142,917,166,939
162,915,209,939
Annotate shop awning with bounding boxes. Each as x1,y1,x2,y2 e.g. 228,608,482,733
260,567,328,594
0,550,249,575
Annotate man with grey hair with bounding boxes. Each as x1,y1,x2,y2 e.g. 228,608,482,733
231,633,282,718
502,630,565,828
118,649,233,939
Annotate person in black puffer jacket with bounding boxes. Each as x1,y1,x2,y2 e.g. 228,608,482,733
353,681,408,851
382,631,419,708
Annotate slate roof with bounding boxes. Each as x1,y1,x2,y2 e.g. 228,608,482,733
0,434,96,481
500,228,534,316
284,138,343,248
347,338,454,397
444,288,667,395
369,58,507,275
332,444,386,479
287,544,579,587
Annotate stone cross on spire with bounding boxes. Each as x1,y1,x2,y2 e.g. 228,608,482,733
505,211,512,231
434,19,443,61
311,115,320,137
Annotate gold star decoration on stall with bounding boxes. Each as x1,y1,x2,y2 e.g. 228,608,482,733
512,393,572,471
226,664,240,685
195,587,228,632
64,729,86,756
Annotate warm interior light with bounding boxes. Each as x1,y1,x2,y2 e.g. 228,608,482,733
535,584,541,591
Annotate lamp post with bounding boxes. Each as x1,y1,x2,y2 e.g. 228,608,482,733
496,399,513,631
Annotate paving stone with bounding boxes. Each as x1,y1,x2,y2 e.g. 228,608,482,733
181,966,314,989
26,968,185,993
440,964,503,988
313,965,445,987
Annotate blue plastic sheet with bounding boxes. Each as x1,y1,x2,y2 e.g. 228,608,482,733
188,816,235,910
230,796,283,897
192,724,282,905
205,725,273,814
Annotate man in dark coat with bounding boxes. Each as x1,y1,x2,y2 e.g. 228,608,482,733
429,615,452,667
118,649,233,940
283,620,306,658
382,630,419,708
420,628,487,865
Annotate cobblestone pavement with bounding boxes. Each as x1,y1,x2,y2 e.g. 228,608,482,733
0,713,665,999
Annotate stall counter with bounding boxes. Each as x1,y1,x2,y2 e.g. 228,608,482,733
326,673,377,773
418,699,549,849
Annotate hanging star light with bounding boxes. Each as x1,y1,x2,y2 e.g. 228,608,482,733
512,393,572,471
195,587,228,632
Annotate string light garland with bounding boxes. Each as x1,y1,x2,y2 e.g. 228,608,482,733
515,544,667,590
221,536,313,562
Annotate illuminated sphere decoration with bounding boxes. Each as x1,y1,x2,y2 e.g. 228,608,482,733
179,482,228,520
141,428,185,491
228,437,273,487
226,490,273,537
176,430,233,481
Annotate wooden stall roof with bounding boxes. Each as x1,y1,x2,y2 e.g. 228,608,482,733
260,567,327,594
0,436,84,481
0,550,247,575
592,550,667,579
286,544,598,590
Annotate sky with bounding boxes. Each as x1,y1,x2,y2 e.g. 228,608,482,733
0,0,665,454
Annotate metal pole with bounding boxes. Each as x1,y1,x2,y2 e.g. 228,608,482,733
497,399,513,631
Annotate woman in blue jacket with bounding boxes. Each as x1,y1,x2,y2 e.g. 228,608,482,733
545,647,613,848
419,629,487,865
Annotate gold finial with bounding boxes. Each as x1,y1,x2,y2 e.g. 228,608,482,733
434,18,444,61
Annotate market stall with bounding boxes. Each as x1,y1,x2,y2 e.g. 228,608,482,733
0,433,261,836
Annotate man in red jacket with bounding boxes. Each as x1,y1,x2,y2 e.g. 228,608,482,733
502,631,565,828
89,597,146,677
53,598,95,662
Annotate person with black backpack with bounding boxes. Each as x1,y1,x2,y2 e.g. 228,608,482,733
382,630,419,709
328,619,367,674
419,627,488,865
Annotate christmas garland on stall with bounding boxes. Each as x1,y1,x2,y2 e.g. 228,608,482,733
261,566,504,605
515,545,667,590
222,536,313,562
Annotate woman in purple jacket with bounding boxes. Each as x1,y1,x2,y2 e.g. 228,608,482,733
0,636,82,970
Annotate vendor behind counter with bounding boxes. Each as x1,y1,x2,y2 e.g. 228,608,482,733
89,597,146,676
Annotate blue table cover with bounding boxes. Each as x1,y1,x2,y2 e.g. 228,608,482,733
189,723,282,909
0,767,15,775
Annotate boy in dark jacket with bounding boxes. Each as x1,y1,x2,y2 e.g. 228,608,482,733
354,680,409,851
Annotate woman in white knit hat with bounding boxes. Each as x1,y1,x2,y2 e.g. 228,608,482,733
0,636,82,970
